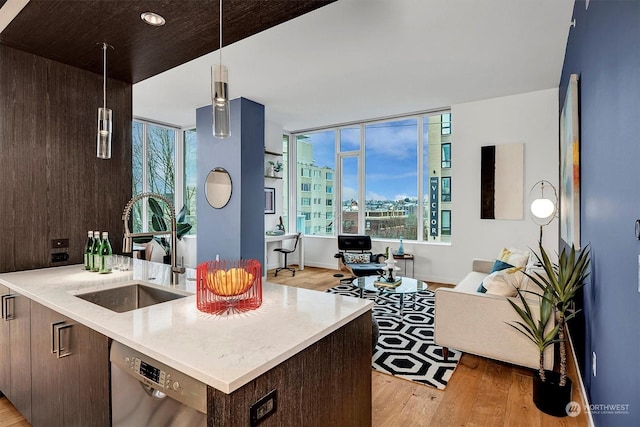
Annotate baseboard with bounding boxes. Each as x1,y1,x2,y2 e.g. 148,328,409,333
567,328,595,427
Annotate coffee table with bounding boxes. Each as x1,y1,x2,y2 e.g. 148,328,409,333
352,276,428,316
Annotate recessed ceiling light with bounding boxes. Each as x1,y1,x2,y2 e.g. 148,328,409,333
141,12,166,26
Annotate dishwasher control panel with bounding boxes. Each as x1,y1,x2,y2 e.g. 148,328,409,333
110,341,207,414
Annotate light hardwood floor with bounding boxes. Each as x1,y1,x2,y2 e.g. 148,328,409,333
0,266,589,426
268,265,589,427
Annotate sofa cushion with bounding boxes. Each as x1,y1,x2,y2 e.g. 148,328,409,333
482,267,524,296
478,259,514,293
497,247,530,268
343,253,371,264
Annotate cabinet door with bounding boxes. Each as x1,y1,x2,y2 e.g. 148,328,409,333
30,301,110,427
9,293,31,423
30,301,65,427
0,285,10,396
63,318,110,427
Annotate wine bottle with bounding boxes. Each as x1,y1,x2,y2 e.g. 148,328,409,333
91,231,101,272
83,230,93,270
99,231,113,274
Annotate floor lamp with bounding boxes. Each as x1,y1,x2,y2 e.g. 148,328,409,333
529,180,558,247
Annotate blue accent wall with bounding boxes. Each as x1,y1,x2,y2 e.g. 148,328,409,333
560,1,640,425
196,98,265,264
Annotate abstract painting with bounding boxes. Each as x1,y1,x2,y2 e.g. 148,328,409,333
480,143,524,220
560,74,580,248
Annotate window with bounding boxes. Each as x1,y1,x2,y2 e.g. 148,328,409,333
296,131,335,236
294,110,451,242
364,118,418,240
281,134,289,230
183,129,197,234
441,113,451,135
441,143,451,168
442,177,451,202
441,210,451,236
133,120,195,235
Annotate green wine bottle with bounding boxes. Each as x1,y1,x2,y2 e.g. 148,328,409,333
83,230,93,270
99,231,113,274
91,231,101,272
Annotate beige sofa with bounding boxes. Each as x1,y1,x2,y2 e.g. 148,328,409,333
434,258,554,370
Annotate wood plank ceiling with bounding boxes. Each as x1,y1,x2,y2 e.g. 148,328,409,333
0,0,335,83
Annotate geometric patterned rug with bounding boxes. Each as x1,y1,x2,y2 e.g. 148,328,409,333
326,283,461,390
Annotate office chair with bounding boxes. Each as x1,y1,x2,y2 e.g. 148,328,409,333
274,233,301,276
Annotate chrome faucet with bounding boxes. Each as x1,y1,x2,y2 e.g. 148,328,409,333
122,192,185,285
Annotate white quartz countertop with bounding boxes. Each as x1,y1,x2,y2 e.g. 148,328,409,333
0,260,372,393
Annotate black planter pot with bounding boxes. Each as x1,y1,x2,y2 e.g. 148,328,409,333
533,370,572,417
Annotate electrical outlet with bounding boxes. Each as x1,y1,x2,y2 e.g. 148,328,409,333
51,252,69,263
250,389,277,426
592,352,597,377
51,238,69,249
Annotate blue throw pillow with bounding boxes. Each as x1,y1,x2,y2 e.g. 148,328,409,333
477,260,515,293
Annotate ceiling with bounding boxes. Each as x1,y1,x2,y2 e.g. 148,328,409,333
0,0,334,83
2,0,576,132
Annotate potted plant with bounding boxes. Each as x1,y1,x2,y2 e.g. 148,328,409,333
149,197,193,264
508,243,590,417
267,160,283,177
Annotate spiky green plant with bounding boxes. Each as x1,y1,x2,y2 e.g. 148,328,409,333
526,244,591,386
148,197,192,256
507,286,561,381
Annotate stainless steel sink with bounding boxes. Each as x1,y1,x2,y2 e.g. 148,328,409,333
75,283,187,313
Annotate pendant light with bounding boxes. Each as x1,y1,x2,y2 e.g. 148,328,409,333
97,42,113,159
212,0,230,138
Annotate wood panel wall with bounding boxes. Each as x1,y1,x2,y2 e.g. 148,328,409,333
207,313,372,426
0,45,132,273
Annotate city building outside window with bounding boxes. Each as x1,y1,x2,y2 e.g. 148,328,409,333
442,177,451,202
293,111,451,242
295,132,335,235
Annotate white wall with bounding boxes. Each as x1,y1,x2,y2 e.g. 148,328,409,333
301,89,559,284
264,119,287,269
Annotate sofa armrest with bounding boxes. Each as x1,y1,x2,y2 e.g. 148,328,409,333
434,286,554,370
472,258,494,274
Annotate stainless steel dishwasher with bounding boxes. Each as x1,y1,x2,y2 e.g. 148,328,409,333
110,341,207,427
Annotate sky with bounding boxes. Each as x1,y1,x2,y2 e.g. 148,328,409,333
302,117,438,203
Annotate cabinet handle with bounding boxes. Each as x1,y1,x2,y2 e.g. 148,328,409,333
51,321,65,354
1,295,7,320
2,294,16,321
56,324,73,358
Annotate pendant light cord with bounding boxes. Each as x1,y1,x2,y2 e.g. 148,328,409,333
102,42,107,110
219,0,223,66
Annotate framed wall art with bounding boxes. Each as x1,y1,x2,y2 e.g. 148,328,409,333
560,73,580,248
264,187,275,214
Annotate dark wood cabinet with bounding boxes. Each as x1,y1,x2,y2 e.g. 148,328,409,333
0,284,32,422
30,301,110,427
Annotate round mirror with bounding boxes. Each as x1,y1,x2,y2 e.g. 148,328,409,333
205,167,232,209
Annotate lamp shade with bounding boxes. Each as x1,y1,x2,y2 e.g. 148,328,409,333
528,180,558,227
211,64,230,138
530,198,555,219
96,107,112,159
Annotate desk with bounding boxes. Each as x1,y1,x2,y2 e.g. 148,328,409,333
265,233,304,273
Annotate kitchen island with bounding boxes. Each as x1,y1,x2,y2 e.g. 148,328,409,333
0,260,373,426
